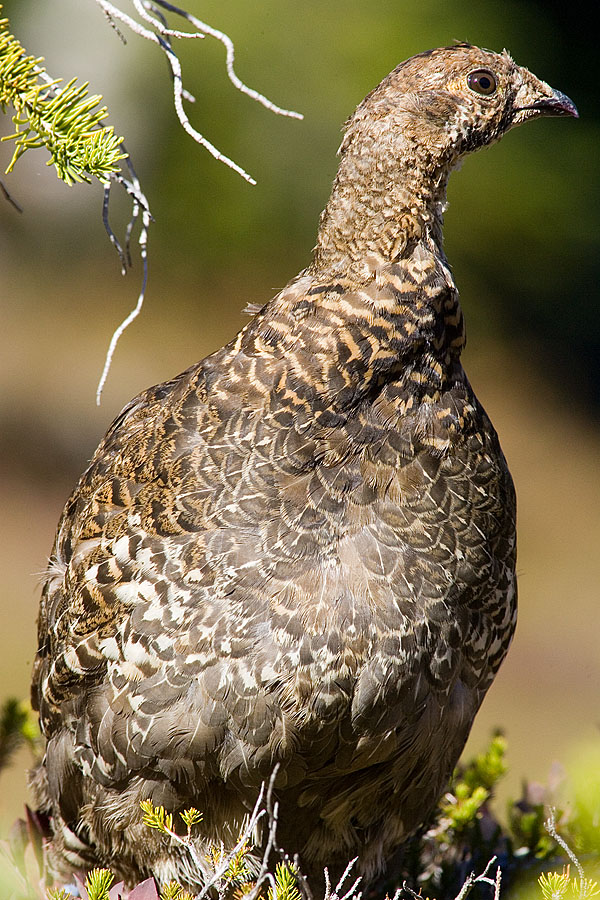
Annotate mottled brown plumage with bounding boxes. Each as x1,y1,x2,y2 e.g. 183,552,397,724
31,44,577,893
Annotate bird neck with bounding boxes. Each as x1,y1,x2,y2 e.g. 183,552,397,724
309,137,451,280
236,141,466,418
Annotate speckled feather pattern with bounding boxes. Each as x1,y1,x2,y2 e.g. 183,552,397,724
30,43,576,892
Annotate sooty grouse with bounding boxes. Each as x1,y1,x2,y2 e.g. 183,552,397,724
31,43,577,893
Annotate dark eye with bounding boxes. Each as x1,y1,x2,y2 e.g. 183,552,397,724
467,69,497,96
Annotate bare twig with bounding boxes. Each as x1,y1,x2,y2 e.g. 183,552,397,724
101,6,128,43
140,2,197,101
92,0,302,184
402,857,501,900
545,809,585,882
294,853,314,900
245,764,284,900
95,163,151,404
122,155,142,266
132,0,205,41
193,776,272,900
162,30,257,184
102,182,128,274
89,0,303,401
494,863,502,900
149,0,303,118
454,856,500,900
94,0,161,45
322,858,362,900
334,859,362,900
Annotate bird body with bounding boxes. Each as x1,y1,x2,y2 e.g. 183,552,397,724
31,44,577,892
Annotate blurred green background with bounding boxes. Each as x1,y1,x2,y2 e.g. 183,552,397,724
1,0,598,834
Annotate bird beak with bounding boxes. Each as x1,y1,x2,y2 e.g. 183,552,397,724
516,88,579,118
512,72,579,124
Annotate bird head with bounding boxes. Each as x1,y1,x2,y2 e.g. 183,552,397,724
342,43,578,167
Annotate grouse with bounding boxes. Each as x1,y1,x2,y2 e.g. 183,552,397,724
31,43,577,893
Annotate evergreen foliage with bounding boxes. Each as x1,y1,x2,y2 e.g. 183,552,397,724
0,5,126,185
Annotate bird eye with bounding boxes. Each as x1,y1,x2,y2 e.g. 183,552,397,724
467,69,497,96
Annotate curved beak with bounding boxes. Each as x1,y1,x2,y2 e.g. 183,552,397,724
515,88,579,118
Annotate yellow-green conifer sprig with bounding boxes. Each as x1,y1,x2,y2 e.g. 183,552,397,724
140,798,174,833
0,9,127,185
83,868,114,900
269,862,302,900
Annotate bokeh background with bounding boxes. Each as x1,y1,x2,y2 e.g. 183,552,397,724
1,0,598,836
